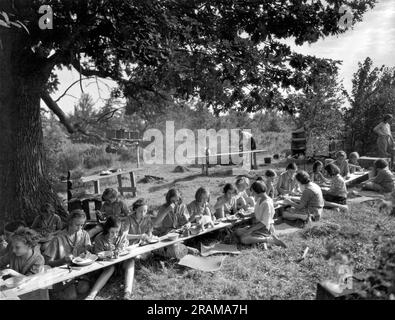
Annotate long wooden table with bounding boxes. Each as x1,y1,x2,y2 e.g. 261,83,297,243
345,172,370,187
0,216,253,299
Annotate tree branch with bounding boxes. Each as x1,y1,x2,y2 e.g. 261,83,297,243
41,91,75,134
71,57,112,79
55,77,92,102
41,91,108,143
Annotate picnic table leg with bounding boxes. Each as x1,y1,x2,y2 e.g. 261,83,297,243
117,174,124,196
130,172,137,197
93,180,100,194
138,145,141,168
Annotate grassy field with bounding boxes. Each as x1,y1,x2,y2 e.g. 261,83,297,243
65,155,395,300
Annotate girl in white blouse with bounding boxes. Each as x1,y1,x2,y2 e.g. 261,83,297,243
234,182,286,247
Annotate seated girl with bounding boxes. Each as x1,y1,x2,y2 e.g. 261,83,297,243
187,187,215,223
44,209,92,300
333,151,350,179
234,182,286,247
86,217,130,300
264,170,277,198
31,203,63,252
100,188,130,220
348,152,363,173
89,188,131,238
153,190,198,258
310,161,329,186
213,183,238,219
282,171,324,224
276,163,300,196
153,189,190,236
235,177,255,210
0,227,48,300
323,163,348,206
121,199,154,299
125,198,153,244
0,220,27,257
362,159,394,193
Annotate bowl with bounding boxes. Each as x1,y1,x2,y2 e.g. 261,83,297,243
4,276,25,289
166,233,179,241
97,251,112,260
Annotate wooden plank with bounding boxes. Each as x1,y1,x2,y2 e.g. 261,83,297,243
119,187,137,193
136,145,140,168
0,217,252,299
81,169,143,183
117,174,123,196
129,172,137,197
345,172,370,187
190,149,268,160
93,180,100,194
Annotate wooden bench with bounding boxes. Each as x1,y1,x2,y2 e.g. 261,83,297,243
193,150,268,176
80,168,143,197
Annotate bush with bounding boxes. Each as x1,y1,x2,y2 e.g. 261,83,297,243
82,145,113,169
117,146,137,163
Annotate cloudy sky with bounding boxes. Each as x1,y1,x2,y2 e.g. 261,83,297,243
47,0,395,115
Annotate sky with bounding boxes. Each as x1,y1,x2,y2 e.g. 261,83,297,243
45,0,395,115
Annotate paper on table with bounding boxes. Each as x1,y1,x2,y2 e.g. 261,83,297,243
178,255,227,272
200,243,241,257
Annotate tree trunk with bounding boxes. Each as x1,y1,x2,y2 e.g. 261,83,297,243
0,29,66,228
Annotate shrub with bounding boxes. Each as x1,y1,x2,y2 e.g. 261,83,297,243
117,146,137,163
82,145,113,169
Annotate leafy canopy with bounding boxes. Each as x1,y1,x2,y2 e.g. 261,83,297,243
0,0,376,115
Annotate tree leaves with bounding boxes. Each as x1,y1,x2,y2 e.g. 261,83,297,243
3,0,376,117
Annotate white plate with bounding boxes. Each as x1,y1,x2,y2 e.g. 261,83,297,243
118,250,130,257
72,254,98,266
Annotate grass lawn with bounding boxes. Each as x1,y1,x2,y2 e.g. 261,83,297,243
72,158,395,300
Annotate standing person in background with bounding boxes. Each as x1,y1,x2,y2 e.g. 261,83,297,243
373,114,394,158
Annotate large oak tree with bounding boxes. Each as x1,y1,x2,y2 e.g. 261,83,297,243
0,0,376,224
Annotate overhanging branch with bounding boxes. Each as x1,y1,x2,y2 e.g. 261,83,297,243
41,91,108,143
41,91,75,134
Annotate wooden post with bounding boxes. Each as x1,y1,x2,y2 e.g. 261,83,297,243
136,144,140,168
117,174,123,196
205,153,209,176
93,180,100,194
130,172,137,197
